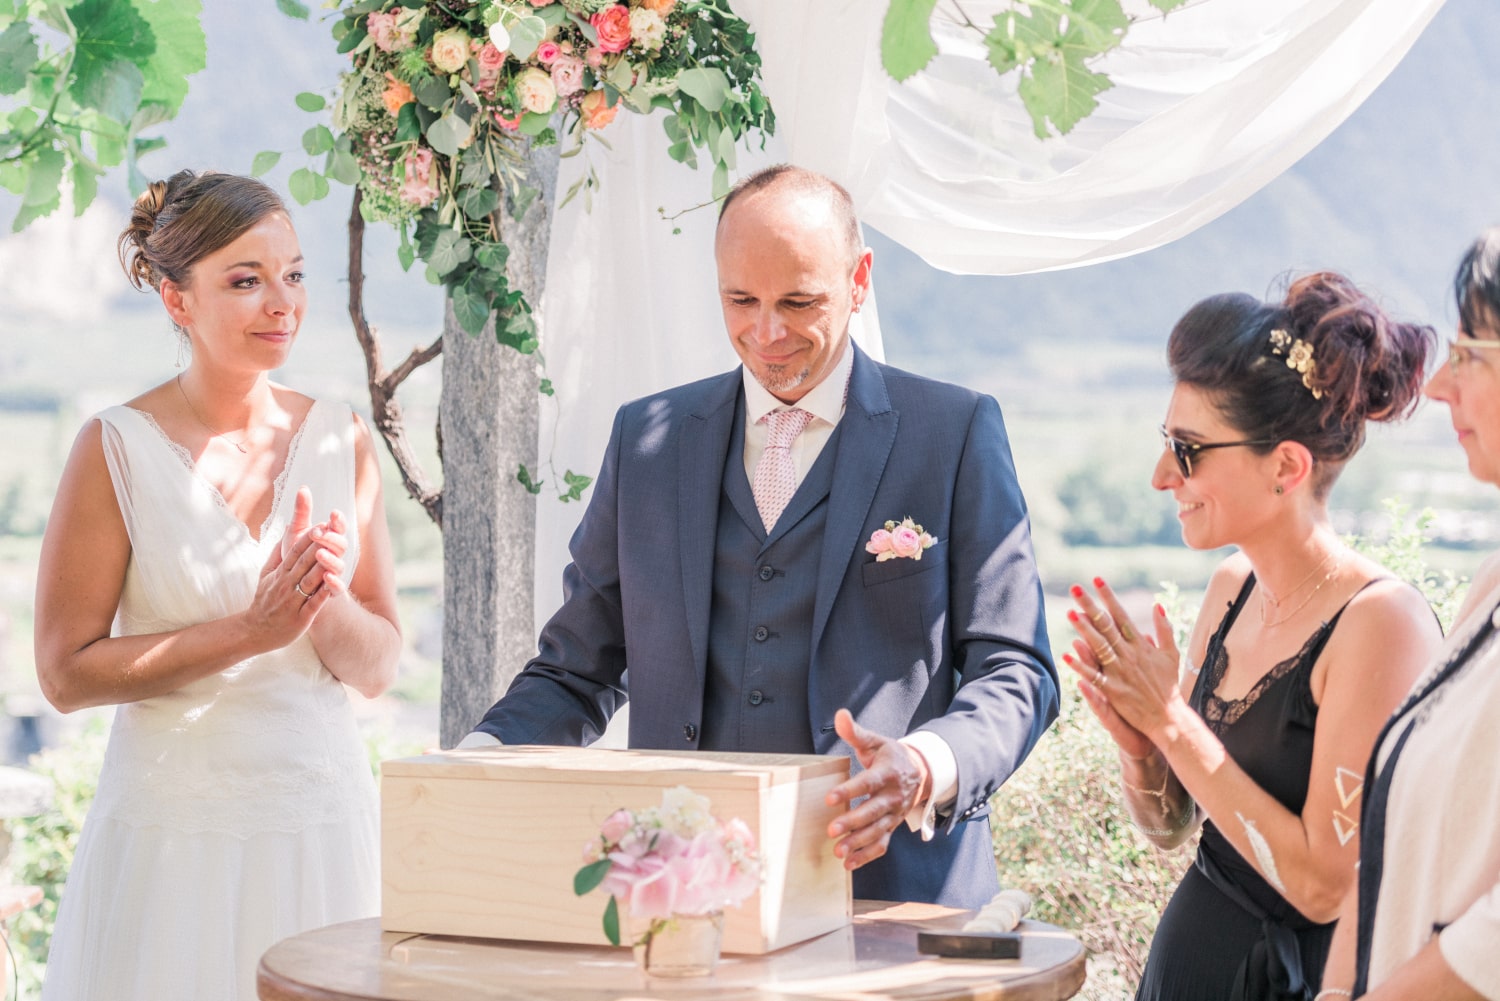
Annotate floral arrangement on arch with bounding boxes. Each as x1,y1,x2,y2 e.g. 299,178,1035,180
321,0,774,340
574,785,761,946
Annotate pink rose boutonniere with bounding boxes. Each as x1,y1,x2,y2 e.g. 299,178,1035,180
866,517,936,562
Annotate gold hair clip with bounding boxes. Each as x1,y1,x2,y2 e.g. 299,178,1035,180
1268,328,1322,399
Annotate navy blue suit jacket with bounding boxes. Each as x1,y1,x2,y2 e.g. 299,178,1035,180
476,345,1058,906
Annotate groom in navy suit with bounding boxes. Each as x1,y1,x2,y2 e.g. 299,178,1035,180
465,165,1057,908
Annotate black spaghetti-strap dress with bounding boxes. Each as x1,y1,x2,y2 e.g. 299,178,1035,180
1134,574,1376,1001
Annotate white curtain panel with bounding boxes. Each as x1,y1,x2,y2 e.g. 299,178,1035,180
533,0,1445,628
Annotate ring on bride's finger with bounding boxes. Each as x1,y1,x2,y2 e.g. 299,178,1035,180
1089,611,1109,629
1097,671,1108,688
1097,649,1119,666
1119,623,1136,642
295,583,313,598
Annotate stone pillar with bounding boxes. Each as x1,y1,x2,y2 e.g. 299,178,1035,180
438,141,561,748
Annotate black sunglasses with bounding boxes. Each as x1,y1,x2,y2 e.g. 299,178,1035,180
1159,426,1278,478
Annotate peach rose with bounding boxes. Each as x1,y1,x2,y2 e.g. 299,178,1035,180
515,67,557,115
430,29,472,74
628,7,665,50
381,73,414,116
535,40,560,64
585,46,603,70
580,89,618,130
400,148,439,208
641,0,676,13
549,54,585,98
590,5,632,53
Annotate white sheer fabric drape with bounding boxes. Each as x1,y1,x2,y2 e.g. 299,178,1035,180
535,0,1446,624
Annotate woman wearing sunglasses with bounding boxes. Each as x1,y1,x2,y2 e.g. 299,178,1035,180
1065,272,1442,1000
1316,235,1500,1001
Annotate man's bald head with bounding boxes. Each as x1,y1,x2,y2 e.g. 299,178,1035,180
716,165,863,269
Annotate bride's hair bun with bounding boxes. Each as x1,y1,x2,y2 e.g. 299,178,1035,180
117,169,287,292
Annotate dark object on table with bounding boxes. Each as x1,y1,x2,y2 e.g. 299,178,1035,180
916,930,1022,959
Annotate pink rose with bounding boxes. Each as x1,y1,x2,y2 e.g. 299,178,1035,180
865,529,892,557
598,808,632,846
527,0,555,5
399,148,439,208
535,40,560,64
580,89,618,130
493,109,523,131
477,42,505,72
550,54,585,98
367,11,399,52
590,5,632,53
641,0,676,13
890,525,922,559
585,46,604,70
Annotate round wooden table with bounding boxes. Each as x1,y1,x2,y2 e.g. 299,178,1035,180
258,900,1086,1001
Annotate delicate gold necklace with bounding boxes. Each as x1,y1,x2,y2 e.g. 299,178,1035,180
1259,550,1342,627
176,374,250,454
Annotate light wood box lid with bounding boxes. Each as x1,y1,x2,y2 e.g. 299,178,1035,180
381,745,848,790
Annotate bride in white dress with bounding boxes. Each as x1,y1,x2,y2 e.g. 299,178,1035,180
32,170,402,1000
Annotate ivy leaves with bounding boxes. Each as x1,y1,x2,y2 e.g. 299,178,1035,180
881,0,1190,138
0,0,207,229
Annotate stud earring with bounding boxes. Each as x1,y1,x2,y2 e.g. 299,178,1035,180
1274,484,1284,495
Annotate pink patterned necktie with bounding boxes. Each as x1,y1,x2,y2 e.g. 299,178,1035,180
753,407,814,532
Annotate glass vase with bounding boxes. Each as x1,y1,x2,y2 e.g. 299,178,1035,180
632,911,724,977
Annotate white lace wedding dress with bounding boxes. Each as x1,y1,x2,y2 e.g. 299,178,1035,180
41,401,380,1001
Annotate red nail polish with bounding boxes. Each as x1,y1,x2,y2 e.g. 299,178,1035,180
1070,584,1083,598
1093,577,1106,589
1155,603,1166,617
1062,652,1075,666
1067,610,1079,622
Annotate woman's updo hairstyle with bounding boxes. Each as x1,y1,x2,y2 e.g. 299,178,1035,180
1454,228,1500,338
1167,272,1432,497
118,169,287,292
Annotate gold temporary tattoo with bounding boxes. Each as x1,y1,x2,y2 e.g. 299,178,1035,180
1332,811,1358,846
1335,766,1364,810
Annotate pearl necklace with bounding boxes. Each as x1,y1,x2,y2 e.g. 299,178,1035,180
176,375,250,454
1259,550,1342,627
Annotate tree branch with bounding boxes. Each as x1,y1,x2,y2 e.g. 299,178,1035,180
348,188,444,527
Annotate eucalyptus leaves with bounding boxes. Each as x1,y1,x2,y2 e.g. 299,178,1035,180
258,0,773,344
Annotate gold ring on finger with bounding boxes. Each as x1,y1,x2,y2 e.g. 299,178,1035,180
1097,649,1119,666
295,583,312,598
1089,611,1109,629
1119,623,1136,642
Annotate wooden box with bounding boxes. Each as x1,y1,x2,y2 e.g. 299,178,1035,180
381,746,852,954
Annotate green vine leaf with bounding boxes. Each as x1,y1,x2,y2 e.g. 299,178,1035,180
0,23,41,96
277,0,312,20
326,147,362,185
295,91,327,112
1147,0,1192,9
560,471,593,503
428,228,473,277
507,15,547,61
451,282,490,334
459,185,499,220
516,464,544,496
66,0,156,111
881,0,939,82
76,57,145,121
251,150,281,177
135,0,206,116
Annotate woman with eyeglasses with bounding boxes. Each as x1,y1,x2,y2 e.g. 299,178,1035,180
1315,235,1500,1001
1064,272,1442,1000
